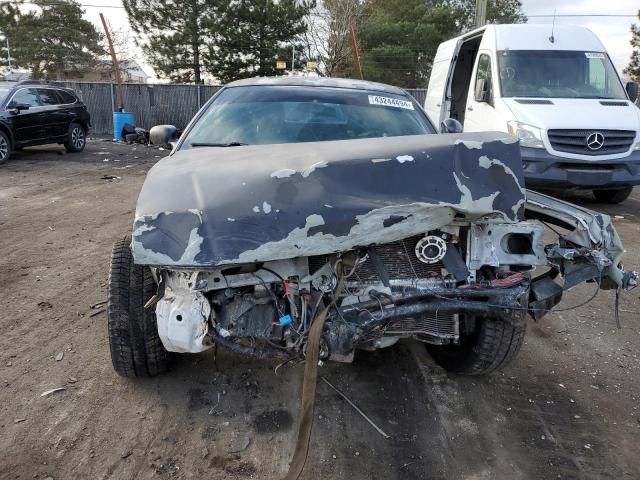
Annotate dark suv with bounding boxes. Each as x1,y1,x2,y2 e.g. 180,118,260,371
0,80,91,164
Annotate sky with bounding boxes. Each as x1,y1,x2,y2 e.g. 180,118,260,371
66,0,640,81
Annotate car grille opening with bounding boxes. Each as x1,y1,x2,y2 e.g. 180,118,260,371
547,129,635,156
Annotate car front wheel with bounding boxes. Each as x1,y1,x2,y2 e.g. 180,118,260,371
0,131,11,164
64,122,87,153
107,236,170,378
425,317,526,375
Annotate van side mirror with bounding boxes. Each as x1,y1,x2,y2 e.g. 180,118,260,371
149,124,180,148
626,81,638,103
440,118,463,134
474,78,491,103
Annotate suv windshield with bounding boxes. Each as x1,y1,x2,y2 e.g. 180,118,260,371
180,85,433,149
497,50,626,99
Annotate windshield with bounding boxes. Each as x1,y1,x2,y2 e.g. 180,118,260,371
180,85,434,149
0,87,11,103
497,50,626,99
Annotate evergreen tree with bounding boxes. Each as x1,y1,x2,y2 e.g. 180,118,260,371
624,10,640,83
123,0,225,83
206,0,313,84
358,0,459,88
0,0,102,79
453,0,526,31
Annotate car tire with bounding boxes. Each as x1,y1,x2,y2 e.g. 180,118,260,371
0,130,11,164
64,122,87,153
593,187,633,204
425,317,526,375
107,236,169,378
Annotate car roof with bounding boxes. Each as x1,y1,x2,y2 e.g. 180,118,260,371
225,76,408,96
0,80,67,89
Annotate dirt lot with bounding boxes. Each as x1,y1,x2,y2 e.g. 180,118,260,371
1,141,639,480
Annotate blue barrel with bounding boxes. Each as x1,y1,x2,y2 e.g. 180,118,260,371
112,111,135,141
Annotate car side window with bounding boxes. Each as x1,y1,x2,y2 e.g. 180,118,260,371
9,88,41,108
38,89,61,106
58,90,78,104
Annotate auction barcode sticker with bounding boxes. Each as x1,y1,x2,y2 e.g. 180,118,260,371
368,95,414,110
585,52,605,59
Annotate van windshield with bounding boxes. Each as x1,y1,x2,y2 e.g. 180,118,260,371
497,50,626,99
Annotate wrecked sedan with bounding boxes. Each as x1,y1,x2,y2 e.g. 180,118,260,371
107,77,637,378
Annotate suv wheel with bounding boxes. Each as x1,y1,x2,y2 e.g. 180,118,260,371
107,236,170,378
426,317,526,375
0,131,11,164
64,122,86,153
593,187,633,204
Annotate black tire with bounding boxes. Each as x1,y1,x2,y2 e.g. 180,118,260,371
593,187,633,204
426,317,526,375
0,130,11,165
64,122,86,153
107,236,169,377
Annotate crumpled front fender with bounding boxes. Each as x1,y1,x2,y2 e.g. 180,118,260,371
524,189,637,290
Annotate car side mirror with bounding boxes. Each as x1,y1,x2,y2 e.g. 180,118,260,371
474,78,491,103
440,118,464,134
625,81,638,103
150,125,180,148
7,103,30,114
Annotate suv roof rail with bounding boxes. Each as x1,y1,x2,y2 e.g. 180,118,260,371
14,80,65,87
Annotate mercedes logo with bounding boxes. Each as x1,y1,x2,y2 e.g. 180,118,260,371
586,132,605,151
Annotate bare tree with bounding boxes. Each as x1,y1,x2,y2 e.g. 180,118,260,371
302,0,365,77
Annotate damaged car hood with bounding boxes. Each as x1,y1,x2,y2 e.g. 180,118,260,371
132,132,526,267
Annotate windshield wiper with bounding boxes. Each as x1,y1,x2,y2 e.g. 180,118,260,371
190,141,248,147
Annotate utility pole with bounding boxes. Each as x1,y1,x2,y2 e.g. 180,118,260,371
349,20,364,80
6,36,10,70
291,45,296,73
475,0,487,28
99,13,124,111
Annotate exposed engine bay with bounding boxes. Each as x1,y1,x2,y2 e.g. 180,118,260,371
150,200,635,362
131,133,637,363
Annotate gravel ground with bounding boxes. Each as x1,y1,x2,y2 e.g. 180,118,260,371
0,141,639,480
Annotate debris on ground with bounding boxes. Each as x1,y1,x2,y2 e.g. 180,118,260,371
120,450,132,459
89,308,105,317
100,175,121,182
321,377,390,439
55,352,64,361
13,418,26,424
40,387,66,397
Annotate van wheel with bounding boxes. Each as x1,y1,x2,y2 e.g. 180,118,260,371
64,122,86,152
593,187,633,204
107,236,169,378
426,317,526,375
0,131,11,164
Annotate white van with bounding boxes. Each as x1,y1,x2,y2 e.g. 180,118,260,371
425,24,640,203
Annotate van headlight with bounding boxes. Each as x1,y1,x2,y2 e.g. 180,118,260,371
507,121,544,149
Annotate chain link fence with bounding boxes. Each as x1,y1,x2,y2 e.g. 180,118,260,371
61,81,428,136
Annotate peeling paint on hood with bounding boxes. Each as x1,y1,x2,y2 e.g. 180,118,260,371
132,133,525,267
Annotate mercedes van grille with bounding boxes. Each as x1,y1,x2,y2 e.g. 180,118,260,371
548,129,635,156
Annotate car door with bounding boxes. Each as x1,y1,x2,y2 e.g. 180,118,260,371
6,88,45,143
37,88,67,139
463,52,501,132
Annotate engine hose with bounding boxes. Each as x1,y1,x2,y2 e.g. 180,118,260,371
212,331,288,360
